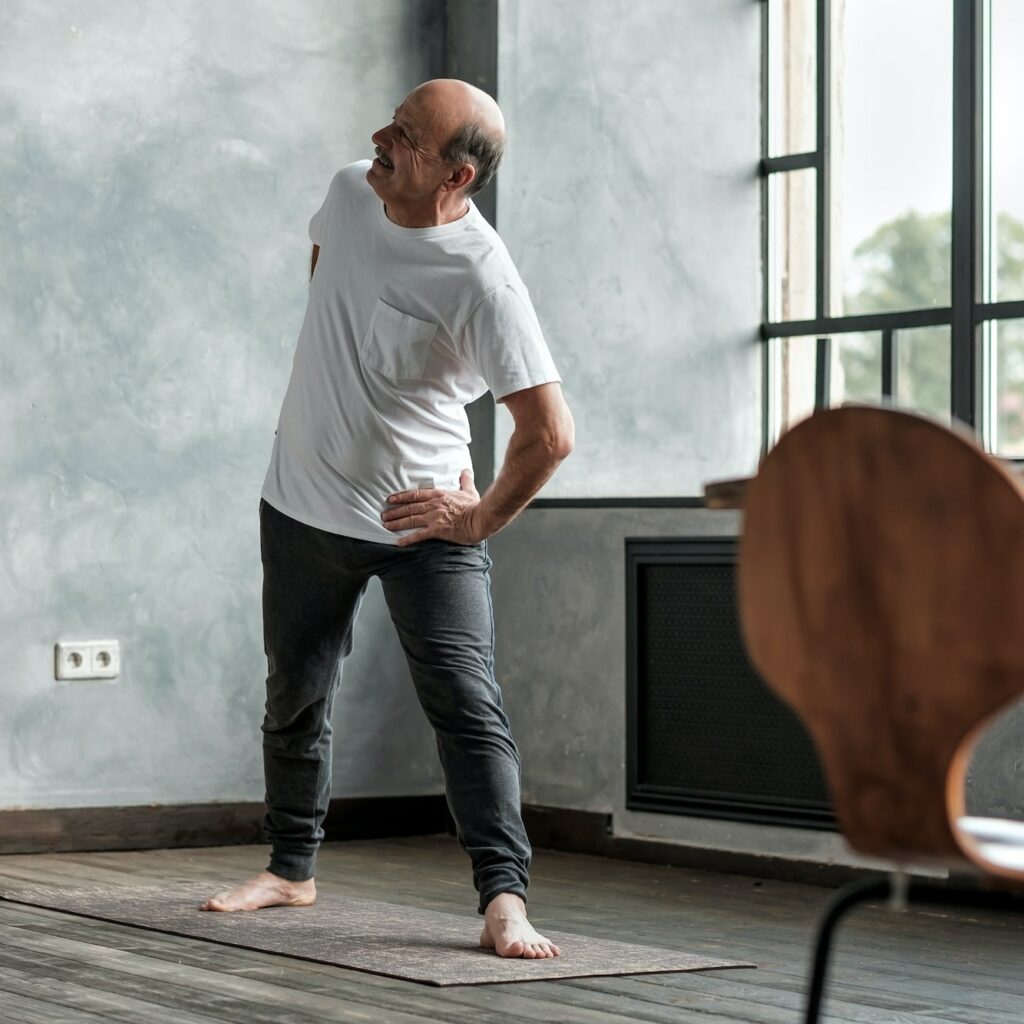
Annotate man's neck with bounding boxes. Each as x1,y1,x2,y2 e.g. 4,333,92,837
383,197,470,229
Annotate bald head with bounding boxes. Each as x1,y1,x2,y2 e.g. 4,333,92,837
412,79,505,138
409,79,506,197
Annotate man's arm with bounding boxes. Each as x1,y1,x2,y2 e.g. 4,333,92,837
381,382,574,546
473,382,575,536
310,244,320,280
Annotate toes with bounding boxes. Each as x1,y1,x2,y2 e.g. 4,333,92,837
489,927,563,960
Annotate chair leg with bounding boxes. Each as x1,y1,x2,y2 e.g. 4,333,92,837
804,877,891,1024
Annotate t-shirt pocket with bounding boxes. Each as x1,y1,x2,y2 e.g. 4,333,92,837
361,298,437,381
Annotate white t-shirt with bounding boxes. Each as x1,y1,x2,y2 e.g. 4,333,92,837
261,161,561,544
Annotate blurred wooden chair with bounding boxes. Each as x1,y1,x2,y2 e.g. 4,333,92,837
735,406,1024,1023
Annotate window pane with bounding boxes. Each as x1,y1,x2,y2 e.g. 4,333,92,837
993,319,1024,455
989,1,1024,303
773,335,817,437
895,326,950,423
833,0,952,316
769,169,816,322
768,0,816,157
833,333,882,405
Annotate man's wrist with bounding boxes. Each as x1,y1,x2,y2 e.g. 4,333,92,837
470,498,514,542
467,502,492,542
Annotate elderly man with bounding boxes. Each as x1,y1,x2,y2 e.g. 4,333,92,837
200,79,574,960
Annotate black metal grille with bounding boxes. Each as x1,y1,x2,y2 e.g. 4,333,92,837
626,538,835,829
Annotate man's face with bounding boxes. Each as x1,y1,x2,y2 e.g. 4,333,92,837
367,89,454,207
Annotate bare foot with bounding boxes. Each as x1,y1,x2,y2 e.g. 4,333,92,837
480,892,561,959
198,870,317,912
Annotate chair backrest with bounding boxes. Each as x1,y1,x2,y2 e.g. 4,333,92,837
738,406,1024,879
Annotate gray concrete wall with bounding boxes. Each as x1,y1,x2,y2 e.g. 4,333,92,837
491,508,742,816
490,508,886,869
491,506,1024,863
495,0,764,497
488,0,770,837
0,0,447,810
489,0,815,856
966,701,1024,818
488,0,1023,857
8,0,1013,852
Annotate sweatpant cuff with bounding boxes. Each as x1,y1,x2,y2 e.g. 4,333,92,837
477,882,528,916
268,850,317,882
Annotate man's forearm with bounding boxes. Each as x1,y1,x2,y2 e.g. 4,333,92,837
474,427,572,538
382,383,573,547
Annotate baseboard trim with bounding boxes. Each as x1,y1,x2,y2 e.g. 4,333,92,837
0,795,453,856
1,798,888,887
521,805,900,888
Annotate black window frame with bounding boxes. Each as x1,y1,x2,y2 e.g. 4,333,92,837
760,0,1024,447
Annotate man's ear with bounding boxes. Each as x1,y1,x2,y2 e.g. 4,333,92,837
443,162,477,194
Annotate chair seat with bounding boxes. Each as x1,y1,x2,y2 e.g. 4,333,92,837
956,816,1024,873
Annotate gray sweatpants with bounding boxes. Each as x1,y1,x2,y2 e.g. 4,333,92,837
257,497,531,913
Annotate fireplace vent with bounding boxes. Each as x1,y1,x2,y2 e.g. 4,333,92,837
626,537,835,829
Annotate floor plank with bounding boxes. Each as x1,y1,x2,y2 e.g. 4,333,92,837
0,836,1020,1023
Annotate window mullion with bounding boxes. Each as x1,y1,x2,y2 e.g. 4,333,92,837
815,0,830,324
815,337,832,410
882,329,896,401
951,0,983,426
813,0,831,405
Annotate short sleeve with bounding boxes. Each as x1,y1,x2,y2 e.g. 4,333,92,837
307,178,333,245
459,284,561,400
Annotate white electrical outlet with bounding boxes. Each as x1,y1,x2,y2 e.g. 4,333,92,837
55,640,120,681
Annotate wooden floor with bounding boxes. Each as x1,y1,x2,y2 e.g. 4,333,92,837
0,835,1021,1023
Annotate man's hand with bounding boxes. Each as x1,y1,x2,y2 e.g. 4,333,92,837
382,470,484,547
383,383,573,548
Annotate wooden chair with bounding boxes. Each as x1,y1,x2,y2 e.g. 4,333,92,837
735,406,1024,1023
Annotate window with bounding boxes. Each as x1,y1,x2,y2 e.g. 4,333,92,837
763,0,1024,455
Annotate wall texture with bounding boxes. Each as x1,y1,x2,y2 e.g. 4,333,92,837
488,0,1023,852
967,700,1024,818
0,0,446,809
490,508,895,866
488,0,769,834
6,0,1014,853
491,509,742,817
495,0,764,498
491,508,1024,862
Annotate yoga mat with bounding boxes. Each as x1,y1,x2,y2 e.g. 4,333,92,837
0,882,754,986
